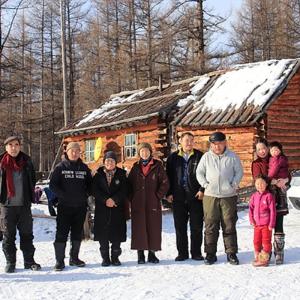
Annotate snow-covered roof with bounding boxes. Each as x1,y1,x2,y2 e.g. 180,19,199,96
57,58,300,135
176,59,299,127
58,77,199,135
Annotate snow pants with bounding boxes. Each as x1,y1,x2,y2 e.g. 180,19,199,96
202,196,238,255
253,225,272,253
0,205,35,264
55,204,87,243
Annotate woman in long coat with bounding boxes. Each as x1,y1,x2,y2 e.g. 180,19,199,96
128,142,169,264
92,151,128,266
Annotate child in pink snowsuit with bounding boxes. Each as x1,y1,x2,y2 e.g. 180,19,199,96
268,141,289,190
249,175,276,266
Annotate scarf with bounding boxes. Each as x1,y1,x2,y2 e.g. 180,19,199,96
103,168,116,186
141,156,152,166
1,152,26,199
140,157,154,177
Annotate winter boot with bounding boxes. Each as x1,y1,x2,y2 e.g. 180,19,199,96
24,260,41,271
54,242,66,271
137,250,145,264
175,253,189,261
148,250,159,263
191,253,204,261
204,253,217,265
227,253,239,265
69,241,86,267
274,233,285,265
5,263,16,273
3,247,16,273
111,249,122,266
100,250,111,267
23,249,41,271
253,251,270,267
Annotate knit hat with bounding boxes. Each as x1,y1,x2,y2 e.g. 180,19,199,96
4,135,21,146
66,142,81,153
209,132,226,143
138,142,152,155
103,151,117,163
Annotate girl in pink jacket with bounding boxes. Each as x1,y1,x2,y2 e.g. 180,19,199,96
249,175,276,267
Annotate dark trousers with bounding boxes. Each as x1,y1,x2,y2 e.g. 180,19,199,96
275,215,284,233
172,194,204,257
55,205,87,243
99,240,121,252
0,205,35,263
203,196,238,255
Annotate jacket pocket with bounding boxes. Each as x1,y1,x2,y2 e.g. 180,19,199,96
221,181,235,195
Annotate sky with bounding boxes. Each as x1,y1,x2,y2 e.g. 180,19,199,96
204,0,244,52
208,0,243,18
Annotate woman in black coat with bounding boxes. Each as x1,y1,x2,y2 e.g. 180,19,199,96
92,151,128,266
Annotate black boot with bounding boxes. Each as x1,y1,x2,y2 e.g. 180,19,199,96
69,241,85,267
137,250,145,264
23,249,41,271
5,263,16,273
54,242,66,271
227,253,239,265
191,253,204,261
111,249,122,266
3,247,16,273
24,260,41,271
175,253,189,261
274,233,285,265
100,250,111,267
148,250,159,263
204,253,217,265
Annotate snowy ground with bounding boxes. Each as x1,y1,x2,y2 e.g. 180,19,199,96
1,205,300,300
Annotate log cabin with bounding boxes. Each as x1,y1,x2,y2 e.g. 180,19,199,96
55,76,201,171
56,58,300,187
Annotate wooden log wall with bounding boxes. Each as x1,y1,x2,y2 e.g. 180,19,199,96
177,127,257,187
267,70,300,171
63,119,168,172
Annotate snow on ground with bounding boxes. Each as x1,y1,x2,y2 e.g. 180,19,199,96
1,205,300,300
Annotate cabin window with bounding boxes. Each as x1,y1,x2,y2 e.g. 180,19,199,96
124,133,137,158
85,139,96,162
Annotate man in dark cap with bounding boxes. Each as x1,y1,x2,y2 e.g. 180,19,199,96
0,135,41,273
50,141,92,271
196,131,243,265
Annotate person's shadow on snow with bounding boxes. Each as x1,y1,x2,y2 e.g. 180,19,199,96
0,266,131,282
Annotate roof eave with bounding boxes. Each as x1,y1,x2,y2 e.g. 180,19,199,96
55,112,160,136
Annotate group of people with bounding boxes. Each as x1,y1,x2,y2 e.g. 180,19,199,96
0,132,289,273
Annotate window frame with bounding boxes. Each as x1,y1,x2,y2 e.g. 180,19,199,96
124,133,137,159
84,139,96,163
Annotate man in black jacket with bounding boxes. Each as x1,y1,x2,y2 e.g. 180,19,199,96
0,136,41,273
166,132,205,261
50,142,92,271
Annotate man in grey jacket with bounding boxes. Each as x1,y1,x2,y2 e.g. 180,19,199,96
196,132,243,265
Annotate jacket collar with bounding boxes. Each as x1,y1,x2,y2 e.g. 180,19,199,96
209,147,229,158
177,149,194,158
